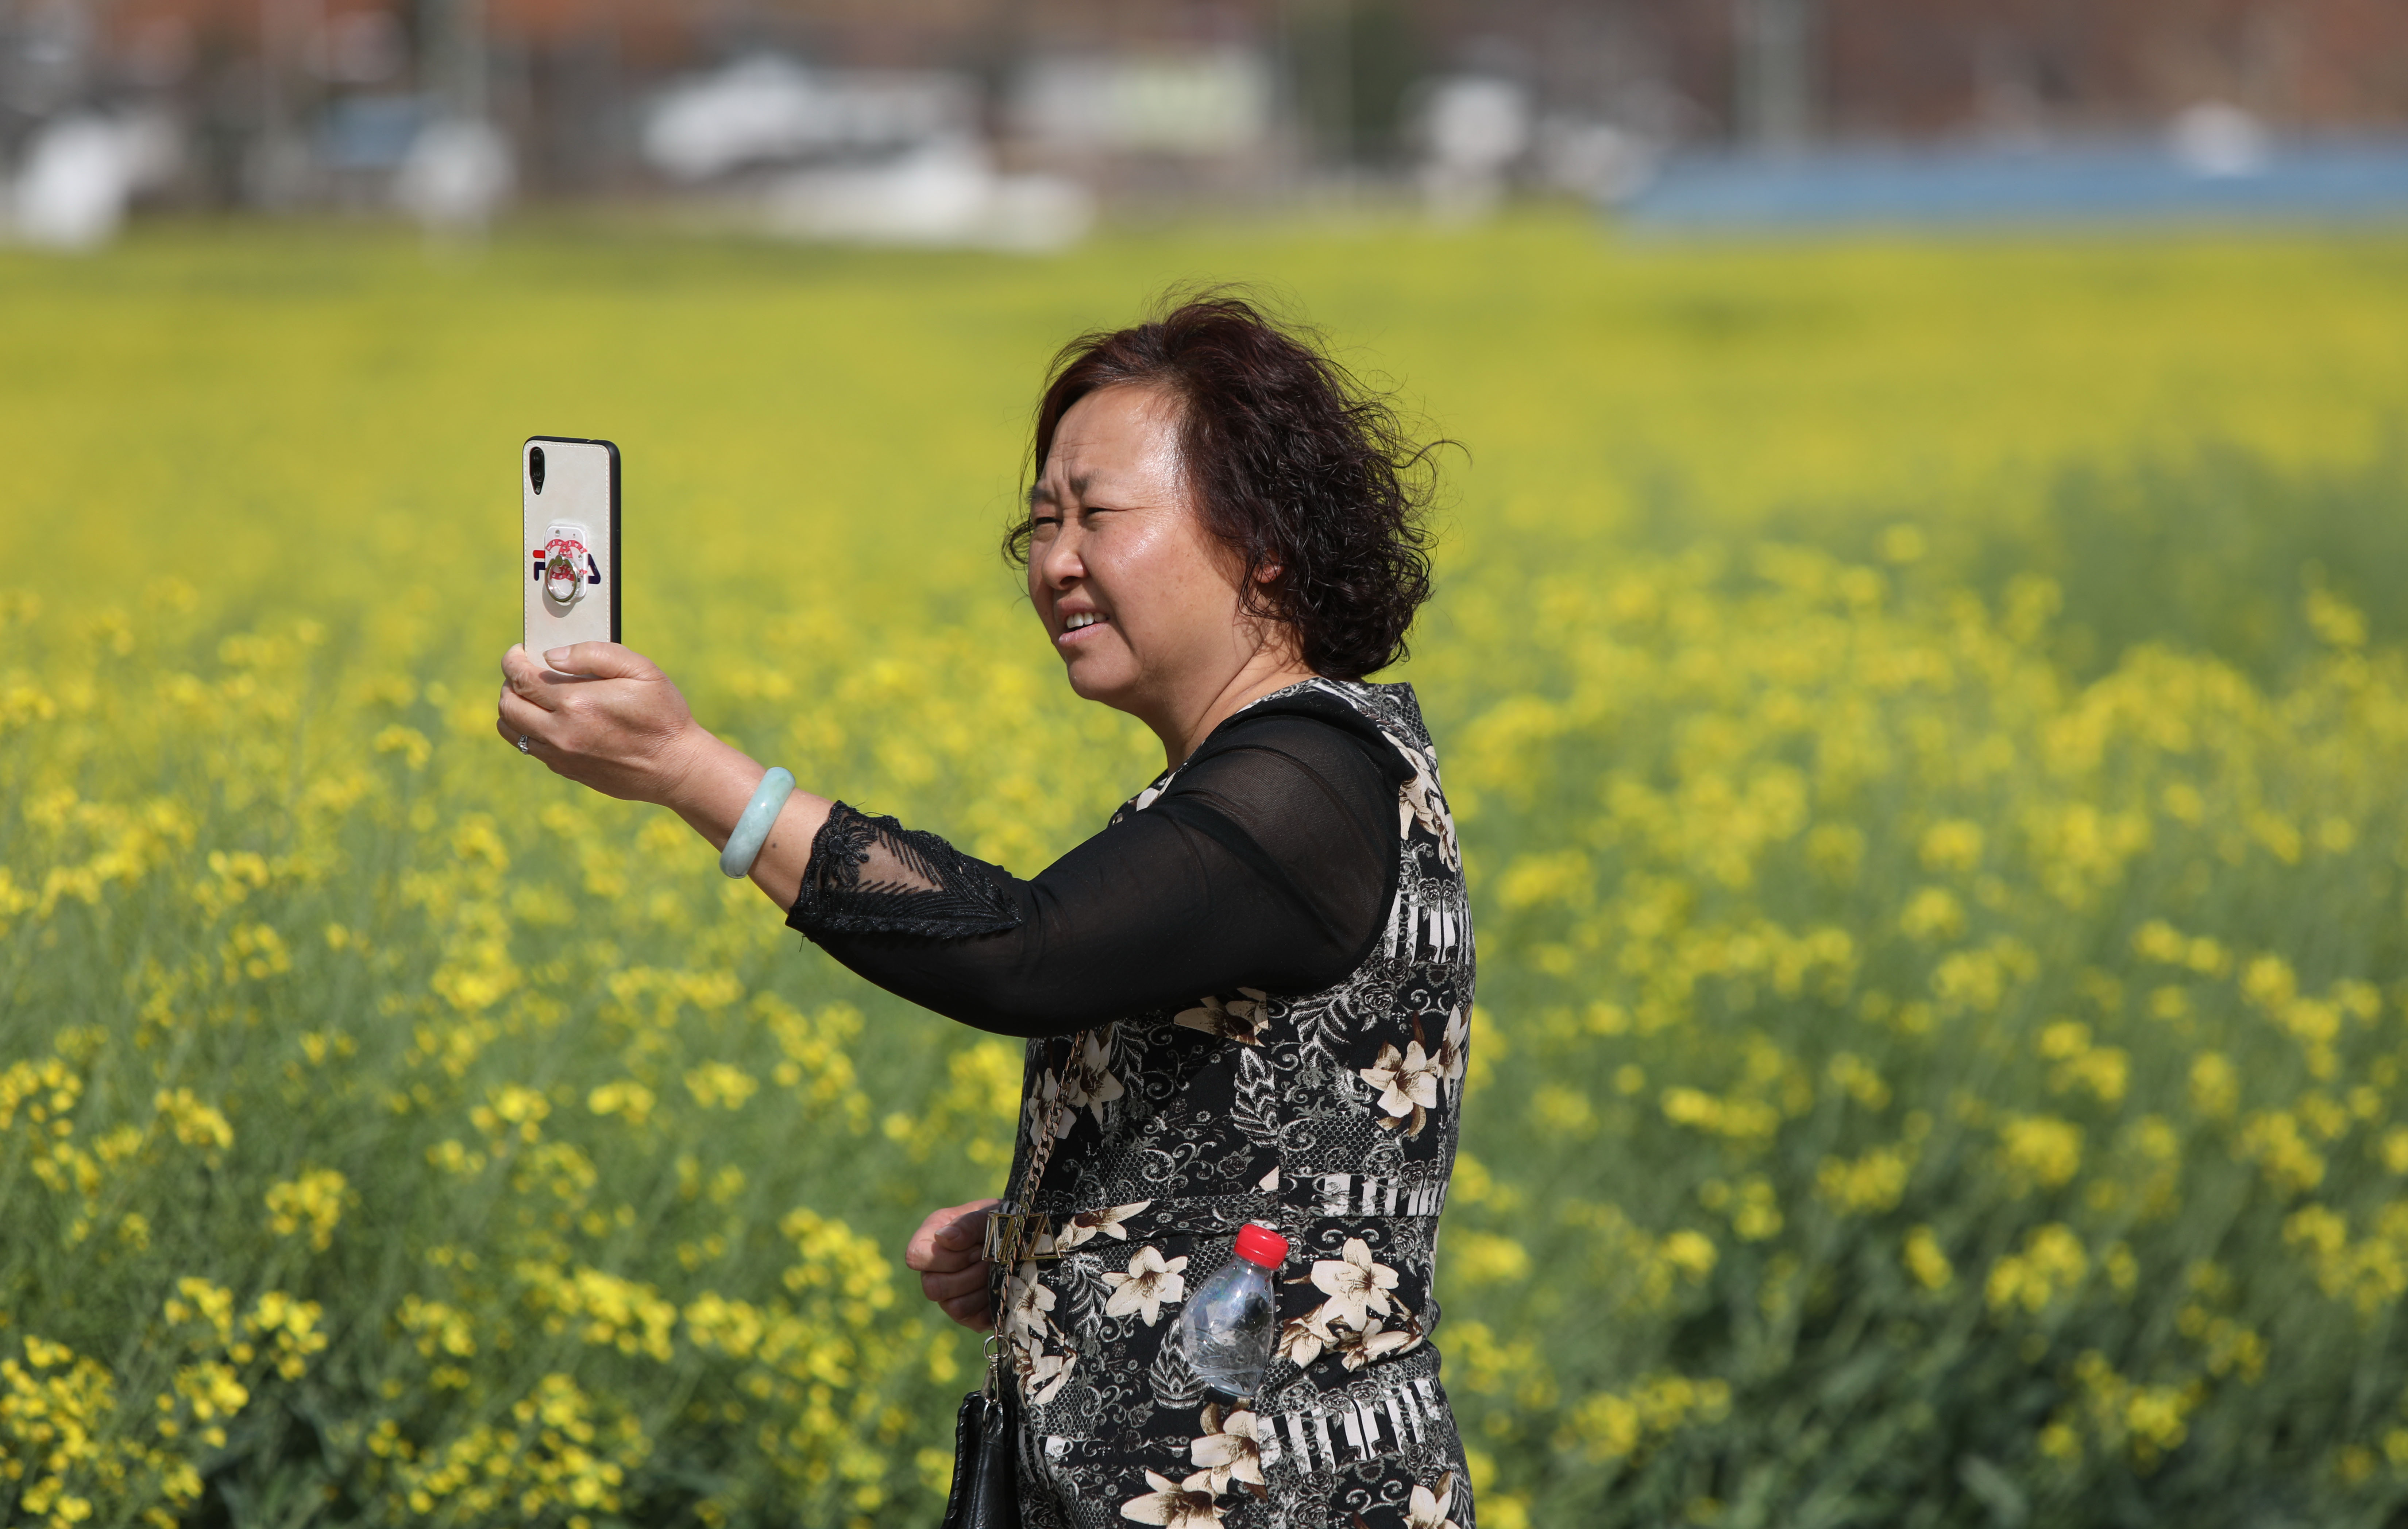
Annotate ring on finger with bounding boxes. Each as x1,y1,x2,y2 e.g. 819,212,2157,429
517,734,534,754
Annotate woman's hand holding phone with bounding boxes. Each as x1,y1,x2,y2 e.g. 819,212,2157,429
496,641,703,804
505,436,833,906
497,641,835,909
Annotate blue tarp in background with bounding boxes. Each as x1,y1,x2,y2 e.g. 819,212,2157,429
1623,140,2408,230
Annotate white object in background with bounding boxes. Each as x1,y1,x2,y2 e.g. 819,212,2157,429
980,173,1096,254
1425,77,1532,173
641,55,975,183
1418,76,1531,224
1535,116,1660,204
2169,101,2269,179
395,118,513,231
13,112,177,250
1011,47,1273,155
647,56,822,181
766,137,987,243
764,138,1093,253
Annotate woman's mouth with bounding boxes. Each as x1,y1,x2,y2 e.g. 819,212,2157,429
1057,611,1108,647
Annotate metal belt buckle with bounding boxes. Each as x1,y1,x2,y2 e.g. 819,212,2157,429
984,1211,1061,1265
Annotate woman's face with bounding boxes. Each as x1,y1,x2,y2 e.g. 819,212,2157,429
1027,384,1270,727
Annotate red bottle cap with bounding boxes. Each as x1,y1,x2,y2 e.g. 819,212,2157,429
1234,1223,1289,1268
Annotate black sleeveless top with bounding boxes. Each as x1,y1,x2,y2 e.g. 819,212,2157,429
789,678,1477,1521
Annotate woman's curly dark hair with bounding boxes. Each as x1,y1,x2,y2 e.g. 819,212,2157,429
1006,291,1446,681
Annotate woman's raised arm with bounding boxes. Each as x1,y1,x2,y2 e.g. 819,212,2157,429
496,640,831,907
791,701,1407,1036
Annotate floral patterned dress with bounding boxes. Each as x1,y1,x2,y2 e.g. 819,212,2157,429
989,678,1476,1529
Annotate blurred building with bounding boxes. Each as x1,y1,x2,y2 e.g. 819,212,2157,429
4,0,2406,228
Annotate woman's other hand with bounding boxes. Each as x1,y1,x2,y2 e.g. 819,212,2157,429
497,642,703,804
905,1197,1001,1332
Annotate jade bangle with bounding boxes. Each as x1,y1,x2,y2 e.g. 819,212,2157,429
719,767,796,878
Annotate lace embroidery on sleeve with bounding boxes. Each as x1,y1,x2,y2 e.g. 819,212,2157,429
787,801,1024,940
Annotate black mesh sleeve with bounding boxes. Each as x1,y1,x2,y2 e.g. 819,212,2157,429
790,805,1024,939
785,701,1409,1038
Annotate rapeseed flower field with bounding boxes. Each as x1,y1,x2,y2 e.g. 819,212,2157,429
6,214,2408,1527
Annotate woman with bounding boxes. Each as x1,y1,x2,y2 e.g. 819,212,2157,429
496,296,1475,1529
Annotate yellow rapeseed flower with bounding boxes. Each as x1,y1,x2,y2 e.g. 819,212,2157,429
1903,1227,1955,1292
1998,1115,2084,1191
264,1169,348,1253
1987,1225,2089,1314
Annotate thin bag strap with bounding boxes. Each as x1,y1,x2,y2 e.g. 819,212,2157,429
1016,1023,1110,1211
1012,1030,1078,1211
987,1025,1102,1273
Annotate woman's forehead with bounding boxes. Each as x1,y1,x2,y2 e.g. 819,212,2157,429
1041,385,1183,493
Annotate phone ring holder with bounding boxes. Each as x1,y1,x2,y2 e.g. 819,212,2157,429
544,540,587,605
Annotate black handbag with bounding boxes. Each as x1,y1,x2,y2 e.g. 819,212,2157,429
937,1030,1083,1528
938,1338,1021,1529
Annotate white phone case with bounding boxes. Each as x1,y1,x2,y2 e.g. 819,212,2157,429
522,436,620,652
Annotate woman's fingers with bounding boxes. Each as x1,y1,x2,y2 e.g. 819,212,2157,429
541,640,660,680
496,687,555,751
492,642,702,801
499,644,568,710
903,1209,952,1273
940,1295,994,1332
906,1199,998,1273
495,714,536,752
921,1264,987,1304
903,1200,1004,1331
906,1200,1001,1331
498,642,661,706
934,1200,1000,1254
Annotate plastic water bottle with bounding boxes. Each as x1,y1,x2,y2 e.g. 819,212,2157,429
1176,1222,1289,1400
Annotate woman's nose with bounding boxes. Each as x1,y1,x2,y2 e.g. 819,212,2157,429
1037,528,1083,588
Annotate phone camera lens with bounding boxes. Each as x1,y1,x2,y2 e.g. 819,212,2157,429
529,446,546,494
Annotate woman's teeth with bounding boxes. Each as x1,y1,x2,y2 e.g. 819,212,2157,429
1064,612,1103,631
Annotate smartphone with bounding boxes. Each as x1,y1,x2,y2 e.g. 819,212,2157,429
522,436,620,653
